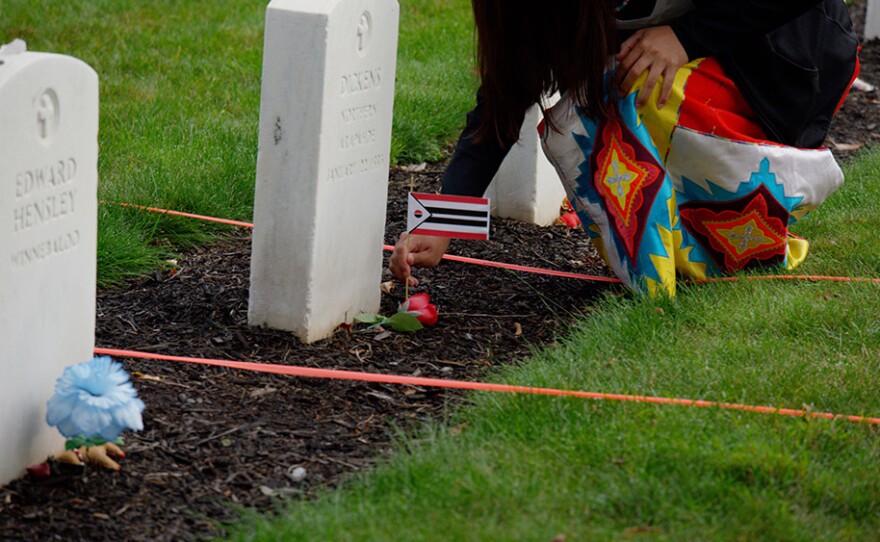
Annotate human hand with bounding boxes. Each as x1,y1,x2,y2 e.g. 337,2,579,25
615,26,688,109
389,233,451,287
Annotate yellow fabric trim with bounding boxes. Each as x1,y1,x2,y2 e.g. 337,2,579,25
648,232,677,297
645,277,664,297
645,194,678,298
591,237,610,267
790,207,812,222
785,236,809,271
665,192,708,281
628,59,701,162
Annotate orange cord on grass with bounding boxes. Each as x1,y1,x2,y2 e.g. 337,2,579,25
95,346,880,426
103,200,623,283
103,201,880,286
95,203,880,427
107,201,256,229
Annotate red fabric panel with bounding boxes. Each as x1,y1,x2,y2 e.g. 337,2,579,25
834,52,861,115
678,57,769,143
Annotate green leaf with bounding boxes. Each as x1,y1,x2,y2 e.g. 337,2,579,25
355,313,386,325
85,436,109,447
65,437,86,451
385,312,424,332
65,434,115,450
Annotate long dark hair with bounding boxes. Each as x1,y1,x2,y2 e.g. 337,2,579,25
471,0,617,146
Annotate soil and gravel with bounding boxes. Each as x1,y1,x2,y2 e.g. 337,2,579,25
2,4,879,540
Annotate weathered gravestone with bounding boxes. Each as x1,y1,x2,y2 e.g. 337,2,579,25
485,97,567,226
249,0,399,343
0,47,98,484
867,0,880,40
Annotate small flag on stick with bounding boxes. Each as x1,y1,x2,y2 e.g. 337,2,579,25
407,192,491,240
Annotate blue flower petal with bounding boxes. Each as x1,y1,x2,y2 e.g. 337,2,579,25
70,404,113,436
45,356,145,440
98,421,125,441
46,393,79,426
112,398,145,432
55,418,82,439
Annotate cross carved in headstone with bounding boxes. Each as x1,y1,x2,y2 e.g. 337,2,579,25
605,159,633,198
36,93,56,140
357,13,371,52
726,223,768,253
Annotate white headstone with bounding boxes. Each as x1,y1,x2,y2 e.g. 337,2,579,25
0,50,98,484
249,0,399,343
485,96,567,226
867,0,880,40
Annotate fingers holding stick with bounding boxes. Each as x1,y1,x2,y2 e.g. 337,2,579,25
389,233,451,287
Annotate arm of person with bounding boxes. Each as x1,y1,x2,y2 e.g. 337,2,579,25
438,88,521,197
389,89,521,285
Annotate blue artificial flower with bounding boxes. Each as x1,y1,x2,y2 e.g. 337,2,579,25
46,356,145,441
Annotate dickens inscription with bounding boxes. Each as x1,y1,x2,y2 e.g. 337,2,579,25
340,67,381,96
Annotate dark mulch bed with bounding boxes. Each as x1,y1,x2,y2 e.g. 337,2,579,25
3,4,880,540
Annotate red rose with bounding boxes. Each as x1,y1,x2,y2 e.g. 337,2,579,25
559,211,581,229
27,462,51,478
400,292,438,326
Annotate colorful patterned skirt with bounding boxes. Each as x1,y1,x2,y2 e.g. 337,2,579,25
541,57,847,296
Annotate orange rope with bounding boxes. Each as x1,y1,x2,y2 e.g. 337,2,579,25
96,347,880,426
103,201,622,283
102,201,880,286
96,203,880,427
107,202,256,229
381,244,623,283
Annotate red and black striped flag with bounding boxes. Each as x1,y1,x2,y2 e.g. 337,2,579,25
406,192,491,240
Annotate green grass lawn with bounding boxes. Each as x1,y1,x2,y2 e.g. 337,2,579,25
2,0,477,285
224,152,880,540
5,1,879,539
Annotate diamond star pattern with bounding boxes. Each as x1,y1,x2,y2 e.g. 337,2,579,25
679,185,789,272
591,117,664,264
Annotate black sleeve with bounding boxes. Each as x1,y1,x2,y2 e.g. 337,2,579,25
669,0,825,60
440,90,523,197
